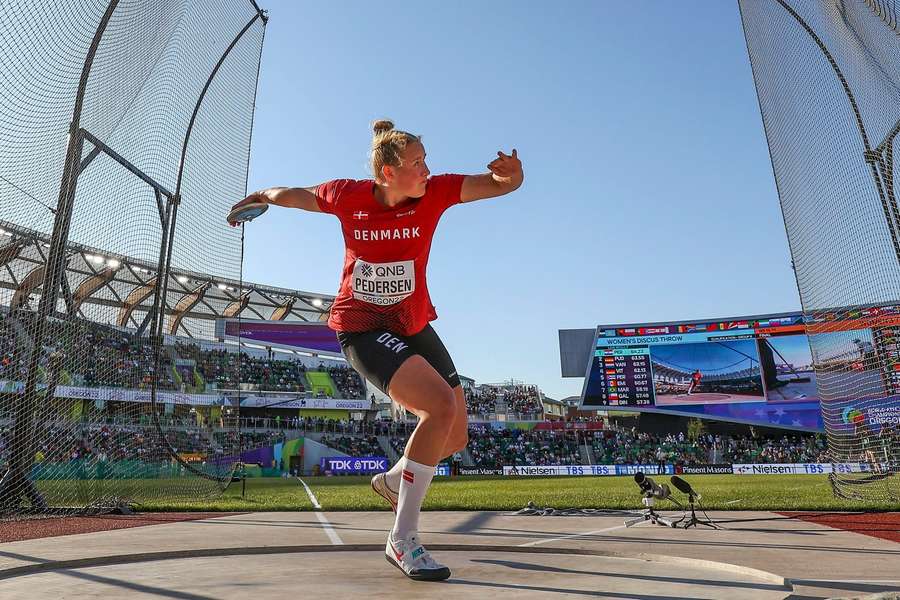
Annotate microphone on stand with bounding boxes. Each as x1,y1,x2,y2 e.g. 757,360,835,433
669,475,720,530
670,475,700,500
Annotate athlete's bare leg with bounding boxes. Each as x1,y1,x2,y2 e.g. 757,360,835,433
388,356,457,466
441,385,469,457
402,385,467,460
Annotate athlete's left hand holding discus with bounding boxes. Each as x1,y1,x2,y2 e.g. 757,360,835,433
459,148,524,203
488,149,521,180
224,120,523,581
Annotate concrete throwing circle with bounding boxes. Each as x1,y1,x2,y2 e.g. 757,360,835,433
0,544,792,599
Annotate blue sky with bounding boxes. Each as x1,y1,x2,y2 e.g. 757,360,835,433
651,340,760,374
767,335,814,369
242,1,800,400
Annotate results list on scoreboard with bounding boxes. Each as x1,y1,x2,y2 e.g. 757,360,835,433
595,347,653,406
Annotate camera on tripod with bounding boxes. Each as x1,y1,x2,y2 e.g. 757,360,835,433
634,471,671,501
625,471,679,527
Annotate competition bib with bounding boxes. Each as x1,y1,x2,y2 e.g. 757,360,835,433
351,259,415,306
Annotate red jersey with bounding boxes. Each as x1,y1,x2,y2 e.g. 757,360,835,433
692,372,702,383
316,173,465,336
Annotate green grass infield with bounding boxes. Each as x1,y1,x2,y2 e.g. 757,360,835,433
134,474,899,512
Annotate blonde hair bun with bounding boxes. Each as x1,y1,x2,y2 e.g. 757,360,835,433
372,119,395,135
368,119,421,182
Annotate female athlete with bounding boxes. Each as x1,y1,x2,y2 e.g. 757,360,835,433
228,119,524,580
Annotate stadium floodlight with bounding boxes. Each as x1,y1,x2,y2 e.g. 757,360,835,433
311,298,323,307
217,283,228,290
107,259,120,268
176,275,188,284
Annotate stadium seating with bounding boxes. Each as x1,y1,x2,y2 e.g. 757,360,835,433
0,312,369,398
320,434,383,457
467,426,583,466
464,384,543,418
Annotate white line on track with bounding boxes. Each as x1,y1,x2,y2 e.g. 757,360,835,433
297,477,343,545
518,523,637,547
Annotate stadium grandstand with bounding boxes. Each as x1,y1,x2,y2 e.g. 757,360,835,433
0,216,562,478
1,202,893,490
2,221,892,480
285,419,842,473
0,221,548,416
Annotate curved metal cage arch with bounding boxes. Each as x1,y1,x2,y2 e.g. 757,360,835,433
740,0,900,502
0,0,267,516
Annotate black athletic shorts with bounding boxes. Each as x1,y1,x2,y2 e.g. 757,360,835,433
336,324,460,394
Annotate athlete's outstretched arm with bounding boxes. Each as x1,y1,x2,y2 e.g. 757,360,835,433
460,149,524,203
228,186,323,225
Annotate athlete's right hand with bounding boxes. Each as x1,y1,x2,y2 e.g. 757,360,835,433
227,191,267,227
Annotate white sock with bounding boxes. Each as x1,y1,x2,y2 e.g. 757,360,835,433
390,457,434,541
384,459,403,492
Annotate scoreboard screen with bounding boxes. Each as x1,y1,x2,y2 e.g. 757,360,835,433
580,312,827,430
593,347,653,406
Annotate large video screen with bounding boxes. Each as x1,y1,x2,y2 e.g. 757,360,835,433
581,313,831,430
216,319,342,355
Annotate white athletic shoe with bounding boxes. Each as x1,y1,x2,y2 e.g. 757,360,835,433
371,472,398,512
385,531,451,581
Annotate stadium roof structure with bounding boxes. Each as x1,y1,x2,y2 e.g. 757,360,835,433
0,219,333,339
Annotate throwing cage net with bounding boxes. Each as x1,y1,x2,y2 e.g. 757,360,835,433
0,0,266,516
739,0,900,501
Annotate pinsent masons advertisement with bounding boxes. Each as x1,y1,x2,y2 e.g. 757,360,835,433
676,464,733,475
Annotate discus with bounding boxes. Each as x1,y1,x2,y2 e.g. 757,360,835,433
227,201,268,225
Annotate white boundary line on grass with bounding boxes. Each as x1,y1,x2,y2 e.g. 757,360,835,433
518,523,637,547
297,477,344,545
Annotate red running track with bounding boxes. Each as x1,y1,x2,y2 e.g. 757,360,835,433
0,513,242,543
779,511,900,544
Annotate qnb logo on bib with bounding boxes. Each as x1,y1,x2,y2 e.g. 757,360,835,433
352,259,415,306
